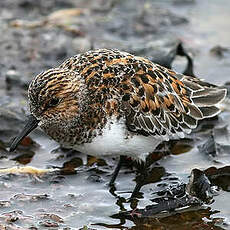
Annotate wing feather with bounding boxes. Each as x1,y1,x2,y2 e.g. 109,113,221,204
122,60,226,140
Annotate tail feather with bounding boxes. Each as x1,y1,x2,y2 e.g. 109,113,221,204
193,88,222,97
192,88,227,107
187,103,203,119
183,114,197,128
182,78,227,120
164,76,227,140
199,106,221,118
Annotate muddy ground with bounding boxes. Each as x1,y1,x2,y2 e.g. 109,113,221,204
0,0,230,229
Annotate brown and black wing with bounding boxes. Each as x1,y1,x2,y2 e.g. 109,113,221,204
122,63,226,140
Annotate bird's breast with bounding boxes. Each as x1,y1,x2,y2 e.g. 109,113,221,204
72,117,162,161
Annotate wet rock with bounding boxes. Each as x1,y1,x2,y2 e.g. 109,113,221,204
0,0,75,19
40,213,64,223
39,220,59,227
20,136,34,147
210,45,230,58
87,174,103,183
112,168,214,220
205,166,230,191
0,27,77,90
0,201,11,208
63,158,83,168
110,208,221,230
79,226,97,230
136,6,188,31
157,182,185,197
87,155,107,167
49,175,66,184
97,1,188,39
12,193,49,202
139,166,166,185
18,0,74,13
198,133,230,158
170,138,194,155
11,150,35,164
29,227,38,230
0,210,23,223
198,134,218,157
186,169,213,202
0,108,26,144
5,69,28,90
135,196,201,217
0,140,8,155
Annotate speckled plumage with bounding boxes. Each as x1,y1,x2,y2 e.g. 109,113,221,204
26,48,226,160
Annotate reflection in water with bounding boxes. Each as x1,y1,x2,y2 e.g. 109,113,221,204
95,208,223,230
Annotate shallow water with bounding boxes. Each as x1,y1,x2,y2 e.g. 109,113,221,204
0,0,230,229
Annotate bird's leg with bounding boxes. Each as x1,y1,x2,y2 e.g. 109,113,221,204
130,161,149,198
109,155,126,186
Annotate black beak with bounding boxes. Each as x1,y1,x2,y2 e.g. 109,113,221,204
9,114,39,152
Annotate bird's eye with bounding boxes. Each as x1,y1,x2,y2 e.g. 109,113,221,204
48,98,60,107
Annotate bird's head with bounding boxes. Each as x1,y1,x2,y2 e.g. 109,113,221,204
9,68,85,151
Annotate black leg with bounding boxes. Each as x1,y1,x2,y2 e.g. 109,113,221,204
130,173,146,198
130,162,148,198
109,155,126,186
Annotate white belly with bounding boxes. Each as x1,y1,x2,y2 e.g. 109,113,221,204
73,118,162,161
